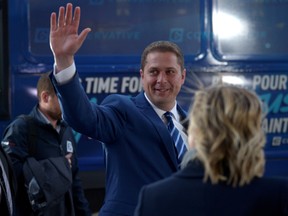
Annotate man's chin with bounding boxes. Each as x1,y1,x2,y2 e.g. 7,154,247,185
154,90,169,97
152,97,170,105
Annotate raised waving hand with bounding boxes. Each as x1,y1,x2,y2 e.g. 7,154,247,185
50,3,91,72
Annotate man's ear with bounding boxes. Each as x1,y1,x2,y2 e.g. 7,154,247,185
40,91,50,103
181,69,186,84
140,69,144,79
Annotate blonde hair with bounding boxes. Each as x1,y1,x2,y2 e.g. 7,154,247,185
188,85,266,187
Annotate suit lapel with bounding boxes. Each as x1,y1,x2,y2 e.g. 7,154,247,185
134,92,179,169
177,105,189,134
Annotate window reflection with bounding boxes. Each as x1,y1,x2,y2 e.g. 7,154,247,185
212,0,288,60
213,12,247,40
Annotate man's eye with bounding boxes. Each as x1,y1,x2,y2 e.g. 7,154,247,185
167,70,175,74
149,70,158,75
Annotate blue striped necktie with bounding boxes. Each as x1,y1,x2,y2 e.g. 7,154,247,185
164,112,187,161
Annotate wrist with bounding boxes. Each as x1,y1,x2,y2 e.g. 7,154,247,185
54,56,74,73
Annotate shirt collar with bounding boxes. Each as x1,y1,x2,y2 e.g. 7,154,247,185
37,107,51,124
37,107,61,133
143,92,179,121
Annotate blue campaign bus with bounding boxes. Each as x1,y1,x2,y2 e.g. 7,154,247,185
1,0,288,211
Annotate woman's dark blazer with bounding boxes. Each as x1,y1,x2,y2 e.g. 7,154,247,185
135,160,288,216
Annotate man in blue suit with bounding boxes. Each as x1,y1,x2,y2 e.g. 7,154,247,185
49,3,188,216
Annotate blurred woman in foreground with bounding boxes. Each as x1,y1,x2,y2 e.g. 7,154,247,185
135,85,288,216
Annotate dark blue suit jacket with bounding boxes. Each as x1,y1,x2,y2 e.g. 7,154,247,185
52,72,188,216
134,160,288,216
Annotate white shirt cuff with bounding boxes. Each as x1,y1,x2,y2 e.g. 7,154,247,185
53,62,76,84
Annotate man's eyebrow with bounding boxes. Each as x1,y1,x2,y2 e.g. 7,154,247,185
147,67,158,70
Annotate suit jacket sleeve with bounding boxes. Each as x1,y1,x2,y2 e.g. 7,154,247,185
52,72,124,143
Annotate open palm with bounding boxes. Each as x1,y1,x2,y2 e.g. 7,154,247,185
50,3,91,70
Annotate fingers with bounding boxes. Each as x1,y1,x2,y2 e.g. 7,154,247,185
65,153,73,168
73,6,81,28
50,12,56,32
56,3,74,28
65,3,73,26
65,153,73,159
57,6,65,28
51,4,81,30
72,5,91,45
49,3,90,60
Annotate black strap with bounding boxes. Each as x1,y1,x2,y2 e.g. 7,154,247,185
0,145,17,199
0,166,10,215
0,145,16,216
23,157,47,213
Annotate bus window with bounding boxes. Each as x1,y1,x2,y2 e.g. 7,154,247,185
212,0,288,61
0,0,9,119
27,0,203,62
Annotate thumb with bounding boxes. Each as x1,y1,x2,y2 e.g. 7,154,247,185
78,28,91,46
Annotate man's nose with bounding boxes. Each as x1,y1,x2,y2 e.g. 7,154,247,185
157,72,167,83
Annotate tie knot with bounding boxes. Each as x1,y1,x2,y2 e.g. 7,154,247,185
164,111,173,120
164,112,174,126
